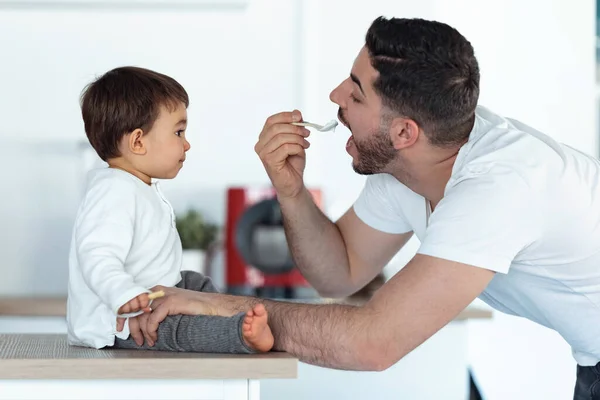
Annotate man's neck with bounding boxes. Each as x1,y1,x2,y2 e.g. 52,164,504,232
389,146,462,210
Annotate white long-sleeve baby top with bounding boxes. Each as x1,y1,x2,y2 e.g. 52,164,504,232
67,168,182,349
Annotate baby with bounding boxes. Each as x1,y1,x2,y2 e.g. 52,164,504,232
66,66,273,354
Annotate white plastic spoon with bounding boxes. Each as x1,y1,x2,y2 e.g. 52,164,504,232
292,119,338,132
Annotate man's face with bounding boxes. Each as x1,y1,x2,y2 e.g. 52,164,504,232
329,46,397,175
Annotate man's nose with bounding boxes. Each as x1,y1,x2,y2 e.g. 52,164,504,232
329,82,346,108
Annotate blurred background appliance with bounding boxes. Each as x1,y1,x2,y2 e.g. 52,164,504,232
222,186,322,299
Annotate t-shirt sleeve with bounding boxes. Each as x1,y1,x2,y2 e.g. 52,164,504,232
417,167,541,274
75,177,149,315
352,174,412,234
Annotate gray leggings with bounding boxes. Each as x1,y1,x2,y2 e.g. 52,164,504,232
112,271,254,353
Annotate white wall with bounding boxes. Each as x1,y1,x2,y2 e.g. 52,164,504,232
0,0,596,399
435,0,597,154
0,0,310,295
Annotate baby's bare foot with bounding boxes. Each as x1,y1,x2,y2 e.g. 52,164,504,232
242,303,274,352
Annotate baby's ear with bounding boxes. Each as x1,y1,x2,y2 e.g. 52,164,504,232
128,128,147,155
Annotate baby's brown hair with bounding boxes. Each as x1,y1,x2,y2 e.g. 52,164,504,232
80,66,189,161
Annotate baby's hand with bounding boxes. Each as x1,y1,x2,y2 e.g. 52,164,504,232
116,293,151,332
118,293,151,315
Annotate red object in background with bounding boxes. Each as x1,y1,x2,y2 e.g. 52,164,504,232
224,187,323,297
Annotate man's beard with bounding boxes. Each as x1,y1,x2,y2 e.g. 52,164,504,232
352,125,397,175
338,107,398,175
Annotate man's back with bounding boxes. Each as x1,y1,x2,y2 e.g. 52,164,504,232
469,107,600,366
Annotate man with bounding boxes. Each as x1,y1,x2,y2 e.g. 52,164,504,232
132,17,600,398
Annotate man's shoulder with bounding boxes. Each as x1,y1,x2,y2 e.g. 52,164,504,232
363,173,418,198
458,106,565,183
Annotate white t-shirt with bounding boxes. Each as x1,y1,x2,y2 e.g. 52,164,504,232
354,105,600,366
67,168,183,349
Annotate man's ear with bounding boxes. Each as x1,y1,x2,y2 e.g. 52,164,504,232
127,128,147,155
389,117,420,150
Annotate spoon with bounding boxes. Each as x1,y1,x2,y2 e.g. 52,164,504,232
292,119,338,132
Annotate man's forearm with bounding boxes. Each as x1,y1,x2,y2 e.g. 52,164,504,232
221,293,384,370
278,188,352,296
211,293,389,371
264,299,379,370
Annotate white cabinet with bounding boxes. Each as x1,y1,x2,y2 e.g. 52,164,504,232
0,380,259,400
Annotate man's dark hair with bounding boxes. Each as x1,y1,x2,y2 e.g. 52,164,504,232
80,66,189,161
366,17,480,147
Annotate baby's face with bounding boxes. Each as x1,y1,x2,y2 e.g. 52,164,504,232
141,103,190,179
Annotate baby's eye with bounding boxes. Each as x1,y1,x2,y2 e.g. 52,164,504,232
175,130,185,137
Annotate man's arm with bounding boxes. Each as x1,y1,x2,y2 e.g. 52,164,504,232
279,187,412,297
254,111,411,297
146,254,494,370
262,254,494,370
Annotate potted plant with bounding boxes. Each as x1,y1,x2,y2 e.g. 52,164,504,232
175,209,219,274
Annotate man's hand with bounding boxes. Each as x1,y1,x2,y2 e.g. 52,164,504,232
255,110,311,200
116,293,151,332
127,311,154,346
127,286,236,345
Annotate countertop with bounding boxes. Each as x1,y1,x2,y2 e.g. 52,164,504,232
0,333,297,380
0,297,493,320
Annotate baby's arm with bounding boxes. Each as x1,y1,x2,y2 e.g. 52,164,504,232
75,178,149,321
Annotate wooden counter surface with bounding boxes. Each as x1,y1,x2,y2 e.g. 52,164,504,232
0,298,67,317
0,334,297,380
0,297,493,320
